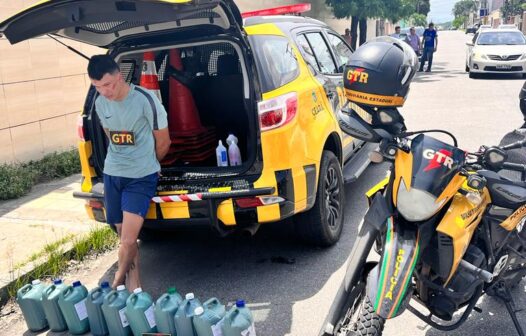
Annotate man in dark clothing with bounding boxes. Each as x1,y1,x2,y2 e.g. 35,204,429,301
519,81,526,128
419,23,438,72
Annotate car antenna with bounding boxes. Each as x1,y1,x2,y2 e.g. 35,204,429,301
46,34,90,60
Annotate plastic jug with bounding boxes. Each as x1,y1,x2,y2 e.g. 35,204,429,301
101,285,131,336
16,279,48,331
86,281,111,336
221,300,256,336
42,279,68,332
226,134,242,166
216,140,228,167
58,280,90,335
174,293,202,336
125,287,157,335
193,298,226,336
154,287,183,335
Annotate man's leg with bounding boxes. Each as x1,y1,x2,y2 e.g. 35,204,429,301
426,49,434,71
419,49,427,71
112,212,144,290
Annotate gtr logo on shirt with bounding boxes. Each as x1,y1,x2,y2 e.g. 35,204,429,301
110,131,135,146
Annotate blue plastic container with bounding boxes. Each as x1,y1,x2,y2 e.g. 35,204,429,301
193,298,226,336
42,279,68,332
86,281,111,336
174,293,202,336
58,280,90,335
221,300,256,336
125,287,157,335
17,279,48,331
154,287,183,335
101,285,131,336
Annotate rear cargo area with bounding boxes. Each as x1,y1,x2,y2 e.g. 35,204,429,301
97,41,255,175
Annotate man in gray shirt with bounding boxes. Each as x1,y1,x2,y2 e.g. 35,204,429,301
88,55,171,290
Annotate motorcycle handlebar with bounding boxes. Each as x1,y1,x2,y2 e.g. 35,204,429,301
502,162,526,172
500,138,526,151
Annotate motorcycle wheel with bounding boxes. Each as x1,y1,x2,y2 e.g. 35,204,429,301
335,271,385,336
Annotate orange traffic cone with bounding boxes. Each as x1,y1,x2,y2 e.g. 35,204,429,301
168,49,205,135
140,51,162,101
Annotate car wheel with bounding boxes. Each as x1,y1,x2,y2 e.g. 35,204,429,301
295,150,345,247
469,71,477,79
465,64,469,72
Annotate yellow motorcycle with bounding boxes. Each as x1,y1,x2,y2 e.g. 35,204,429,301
323,106,526,336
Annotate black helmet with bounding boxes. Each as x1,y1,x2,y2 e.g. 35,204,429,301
343,36,418,108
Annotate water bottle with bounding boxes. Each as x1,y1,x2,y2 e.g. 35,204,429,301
216,140,228,167
193,298,226,336
58,280,90,335
154,287,183,335
17,279,48,331
101,285,131,336
125,287,157,335
174,293,202,336
221,300,256,336
226,134,242,166
42,279,68,332
86,281,111,336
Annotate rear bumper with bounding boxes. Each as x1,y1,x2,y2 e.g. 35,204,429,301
73,186,300,234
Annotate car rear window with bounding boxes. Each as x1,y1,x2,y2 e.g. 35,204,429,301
248,35,299,92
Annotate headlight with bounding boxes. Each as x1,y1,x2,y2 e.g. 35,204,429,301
397,179,446,222
473,52,488,60
521,54,526,60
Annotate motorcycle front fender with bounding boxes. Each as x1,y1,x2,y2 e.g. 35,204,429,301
367,218,421,319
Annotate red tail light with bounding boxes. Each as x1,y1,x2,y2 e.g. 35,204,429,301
77,115,85,141
235,196,285,208
87,200,103,209
258,92,298,131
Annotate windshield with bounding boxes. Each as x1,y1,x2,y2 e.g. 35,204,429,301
477,31,526,45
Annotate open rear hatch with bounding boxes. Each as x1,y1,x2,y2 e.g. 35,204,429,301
0,0,244,47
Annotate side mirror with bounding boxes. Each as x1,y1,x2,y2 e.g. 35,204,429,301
338,108,382,143
466,42,474,46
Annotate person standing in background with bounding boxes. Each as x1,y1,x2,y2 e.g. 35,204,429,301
390,26,401,39
405,27,420,56
342,28,352,47
419,23,438,72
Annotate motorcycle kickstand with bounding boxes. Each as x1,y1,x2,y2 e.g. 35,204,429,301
494,281,525,336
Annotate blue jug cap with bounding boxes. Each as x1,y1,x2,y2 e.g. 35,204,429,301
236,300,245,308
72,281,81,287
100,281,110,288
53,279,63,285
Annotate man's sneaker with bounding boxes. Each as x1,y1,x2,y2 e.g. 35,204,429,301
425,69,431,72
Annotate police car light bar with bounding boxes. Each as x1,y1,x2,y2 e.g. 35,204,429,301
241,3,311,18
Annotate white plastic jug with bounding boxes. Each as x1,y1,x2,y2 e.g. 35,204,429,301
221,300,256,336
226,134,242,166
216,140,228,167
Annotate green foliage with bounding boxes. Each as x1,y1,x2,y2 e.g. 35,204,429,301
501,0,526,18
453,16,466,29
410,13,428,27
326,0,421,23
452,0,478,18
0,148,80,200
7,226,118,299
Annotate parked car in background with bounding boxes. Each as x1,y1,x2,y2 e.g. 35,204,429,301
466,28,526,78
466,26,478,34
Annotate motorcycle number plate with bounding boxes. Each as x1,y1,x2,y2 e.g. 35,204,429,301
496,65,512,70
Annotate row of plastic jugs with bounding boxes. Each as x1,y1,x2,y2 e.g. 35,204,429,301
17,279,255,336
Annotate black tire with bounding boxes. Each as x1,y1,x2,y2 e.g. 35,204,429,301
295,150,344,247
354,295,385,336
469,71,476,79
465,64,469,72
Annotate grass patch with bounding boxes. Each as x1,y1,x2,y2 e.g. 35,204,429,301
0,148,80,200
6,226,118,299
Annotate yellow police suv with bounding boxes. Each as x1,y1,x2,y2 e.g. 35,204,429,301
0,0,374,246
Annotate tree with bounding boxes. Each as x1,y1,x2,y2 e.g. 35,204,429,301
325,0,384,50
453,16,466,29
452,0,477,27
410,13,428,27
501,0,526,20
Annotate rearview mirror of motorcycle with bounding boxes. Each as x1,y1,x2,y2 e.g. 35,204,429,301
338,108,383,143
484,147,507,169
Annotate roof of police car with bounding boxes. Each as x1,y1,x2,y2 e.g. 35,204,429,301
244,15,329,31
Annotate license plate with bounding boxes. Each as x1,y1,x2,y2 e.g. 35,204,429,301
496,65,512,70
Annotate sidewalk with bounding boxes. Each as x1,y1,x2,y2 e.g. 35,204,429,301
0,174,102,288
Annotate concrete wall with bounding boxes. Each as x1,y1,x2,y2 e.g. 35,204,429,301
0,0,382,164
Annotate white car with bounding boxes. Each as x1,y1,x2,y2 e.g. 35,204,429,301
466,29,526,78
498,24,518,29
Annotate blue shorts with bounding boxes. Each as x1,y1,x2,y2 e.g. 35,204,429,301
103,173,159,225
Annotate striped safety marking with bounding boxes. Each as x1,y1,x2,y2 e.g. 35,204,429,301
152,194,203,203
